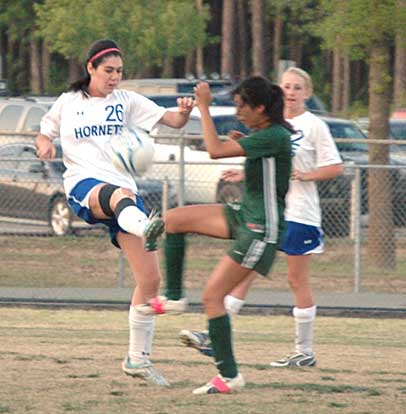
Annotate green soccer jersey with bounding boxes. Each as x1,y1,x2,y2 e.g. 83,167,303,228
238,124,292,243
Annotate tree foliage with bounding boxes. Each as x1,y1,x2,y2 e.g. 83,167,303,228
0,0,37,39
34,0,211,74
314,0,405,58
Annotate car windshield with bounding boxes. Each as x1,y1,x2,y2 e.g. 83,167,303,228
325,121,368,152
390,121,406,139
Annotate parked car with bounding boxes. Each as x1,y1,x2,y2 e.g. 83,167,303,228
146,106,247,204
0,142,177,236
0,97,55,148
0,97,53,133
390,119,406,140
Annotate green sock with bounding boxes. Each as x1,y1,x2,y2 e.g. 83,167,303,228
209,314,238,378
164,233,186,300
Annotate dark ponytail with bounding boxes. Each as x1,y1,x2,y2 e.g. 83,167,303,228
69,39,122,96
232,76,295,133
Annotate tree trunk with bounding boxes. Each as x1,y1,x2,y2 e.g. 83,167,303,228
195,0,204,78
367,42,396,269
17,38,28,94
287,32,304,68
41,41,51,92
251,0,265,76
221,0,235,79
342,54,350,114
185,51,195,77
30,34,41,94
393,0,406,108
162,57,174,78
273,13,283,80
68,59,82,84
6,29,17,93
0,30,4,79
332,46,341,114
236,0,248,79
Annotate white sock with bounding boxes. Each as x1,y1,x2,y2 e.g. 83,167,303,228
117,206,149,237
293,305,317,355
128,306,155,363
224,295,245,315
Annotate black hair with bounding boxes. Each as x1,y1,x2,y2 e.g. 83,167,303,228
232,76,295,133
69,39,122,96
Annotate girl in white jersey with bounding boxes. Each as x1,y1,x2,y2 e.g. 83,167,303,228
35,39,193,386
178,68,344,368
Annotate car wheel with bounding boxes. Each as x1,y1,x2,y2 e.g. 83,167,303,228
48,195,72,236
216,181,243,204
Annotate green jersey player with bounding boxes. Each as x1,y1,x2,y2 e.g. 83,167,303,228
144,77,293,395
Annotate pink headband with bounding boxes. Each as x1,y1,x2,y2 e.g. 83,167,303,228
89,47,121,63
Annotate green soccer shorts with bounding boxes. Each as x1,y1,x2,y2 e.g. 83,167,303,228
223,203,278,276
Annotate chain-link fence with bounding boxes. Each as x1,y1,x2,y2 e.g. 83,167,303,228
0,132,405,302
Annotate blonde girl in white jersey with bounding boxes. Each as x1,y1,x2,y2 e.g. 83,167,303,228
35,39,193,386
180,67,344,368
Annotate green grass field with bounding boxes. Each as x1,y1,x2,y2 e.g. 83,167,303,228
1,307,406,414
1,234,406,294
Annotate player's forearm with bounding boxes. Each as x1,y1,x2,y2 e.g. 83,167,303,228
294,163,344,182
161,111,190,128
198,106,223,159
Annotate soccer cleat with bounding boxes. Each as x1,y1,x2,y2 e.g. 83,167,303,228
270,352,316,368
135,296,188,315
144,211,164,251
179,330,214,357
122,356,170,387
192,373,245,395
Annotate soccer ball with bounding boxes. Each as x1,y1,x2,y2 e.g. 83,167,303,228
110,126,155,176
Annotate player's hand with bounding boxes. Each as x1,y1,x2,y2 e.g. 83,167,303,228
177,96,194,115
291,169,307,181
221,168,244,183
35,135,56,159
228,130,245,141
194,82,212,108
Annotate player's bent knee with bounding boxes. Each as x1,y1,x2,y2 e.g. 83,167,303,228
98,184,120,217
115,199,148,237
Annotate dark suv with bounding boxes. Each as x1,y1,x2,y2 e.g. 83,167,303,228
0,142,177,235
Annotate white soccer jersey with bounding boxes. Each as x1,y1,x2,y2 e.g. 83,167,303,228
285,111,342,227
40,89,166,195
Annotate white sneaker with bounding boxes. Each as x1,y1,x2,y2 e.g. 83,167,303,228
135,296,188,315
122,356,170,387
179,330,214,357
270,352,316,368
193,373,245,395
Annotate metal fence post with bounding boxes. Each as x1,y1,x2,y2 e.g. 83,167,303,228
119,250,126,288
353,167,362,292
162,177,169,214
178,133,185,206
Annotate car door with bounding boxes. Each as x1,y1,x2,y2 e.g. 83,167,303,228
0,144,50,220
0,144,23,217
14,145,55,220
